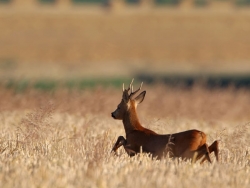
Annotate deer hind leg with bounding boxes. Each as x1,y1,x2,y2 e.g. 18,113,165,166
209,140,219,162
111,136,136,156
194,143,212,164
201,140,219,163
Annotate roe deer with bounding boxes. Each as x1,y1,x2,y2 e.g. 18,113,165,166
111,79,219,163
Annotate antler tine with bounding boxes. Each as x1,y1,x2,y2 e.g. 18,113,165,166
123,83,125,92
128,78,134,91
129,82,143,98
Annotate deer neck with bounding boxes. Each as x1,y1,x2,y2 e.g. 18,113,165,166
122,103,144,134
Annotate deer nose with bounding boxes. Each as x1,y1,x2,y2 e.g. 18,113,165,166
111,112,115,119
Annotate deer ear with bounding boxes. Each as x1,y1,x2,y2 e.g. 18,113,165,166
134,91,146,105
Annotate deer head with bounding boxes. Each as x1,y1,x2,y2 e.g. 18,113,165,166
111,79,146,120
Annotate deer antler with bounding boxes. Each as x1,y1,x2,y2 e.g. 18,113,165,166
129,78,134,92
129,81,143,99
122,79,143,100
123,79,134,92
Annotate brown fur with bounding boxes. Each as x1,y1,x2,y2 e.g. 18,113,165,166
111,80,219,163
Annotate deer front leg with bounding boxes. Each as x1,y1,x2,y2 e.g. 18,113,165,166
111,136,127,154
111,136,136,156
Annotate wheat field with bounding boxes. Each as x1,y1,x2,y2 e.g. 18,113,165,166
0,84,249,188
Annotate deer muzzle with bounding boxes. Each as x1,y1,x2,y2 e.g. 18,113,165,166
111,112,116,119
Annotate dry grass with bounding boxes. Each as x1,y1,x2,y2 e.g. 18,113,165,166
0,85,250,188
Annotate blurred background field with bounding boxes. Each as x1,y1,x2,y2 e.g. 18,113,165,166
0,0,249,129
0,0,250,88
